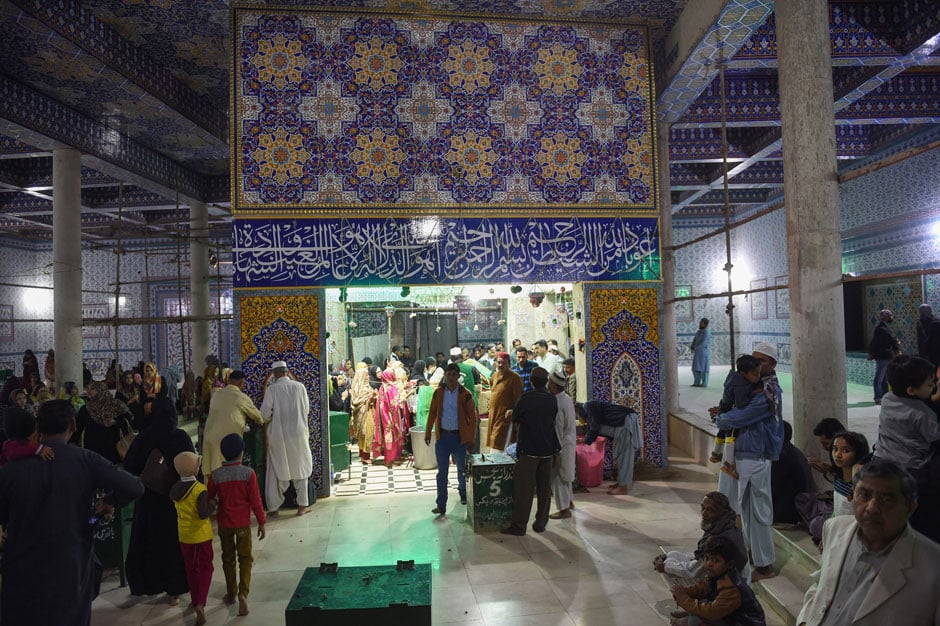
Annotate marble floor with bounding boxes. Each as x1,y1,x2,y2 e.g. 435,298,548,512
91,447,787,626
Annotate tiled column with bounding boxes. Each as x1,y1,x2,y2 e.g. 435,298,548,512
190,202,211,372
777,0,847,450
658,124,679,416
52,148,83,392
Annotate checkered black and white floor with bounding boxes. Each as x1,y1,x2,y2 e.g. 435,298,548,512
332,446,461,497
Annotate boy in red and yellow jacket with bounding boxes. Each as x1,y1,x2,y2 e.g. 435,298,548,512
207,433,266,616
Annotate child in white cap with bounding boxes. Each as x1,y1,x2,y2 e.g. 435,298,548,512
170,451,216,625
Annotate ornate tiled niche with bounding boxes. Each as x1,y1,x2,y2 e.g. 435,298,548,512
584,284,663,467
235,292,327,495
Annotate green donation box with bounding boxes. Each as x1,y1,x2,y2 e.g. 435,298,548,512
328,411,350,477
466,451,515,532
285,562,431,625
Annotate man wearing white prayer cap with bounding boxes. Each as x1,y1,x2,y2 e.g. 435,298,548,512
713,341,784,582
259,360,313,516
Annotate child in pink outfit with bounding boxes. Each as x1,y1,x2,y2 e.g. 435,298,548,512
0,407,54,465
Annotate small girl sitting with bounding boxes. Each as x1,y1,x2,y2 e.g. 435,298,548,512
671,536,766,626
829,430,871,517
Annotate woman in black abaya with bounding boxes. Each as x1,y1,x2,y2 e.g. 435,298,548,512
122,397,193,603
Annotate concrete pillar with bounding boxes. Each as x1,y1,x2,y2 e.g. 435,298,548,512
190,202,211,374
776,0,848,453
52,148,84,393
659,124,680,415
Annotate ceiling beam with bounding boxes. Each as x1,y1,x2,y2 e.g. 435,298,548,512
657,0,775,124
7,0,225,142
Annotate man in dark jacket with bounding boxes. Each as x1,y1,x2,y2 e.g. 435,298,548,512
868,308,900,404
0,400,143,626
501,367,559,536
577,399,642,494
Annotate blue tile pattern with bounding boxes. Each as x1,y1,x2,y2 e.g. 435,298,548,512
657,0,774,123
0,76,212,202
0,2,226,171
233,10,656,208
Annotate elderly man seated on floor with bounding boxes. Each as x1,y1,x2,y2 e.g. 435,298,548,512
654,491,748,581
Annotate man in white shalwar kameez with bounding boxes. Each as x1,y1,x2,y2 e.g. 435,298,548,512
547,370,577,518
260,361,313,516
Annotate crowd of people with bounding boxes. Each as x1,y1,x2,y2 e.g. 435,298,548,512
338,339,579,467
660,327,940,625
13,322,937,625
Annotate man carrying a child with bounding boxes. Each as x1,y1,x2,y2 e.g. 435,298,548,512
711,342,784,582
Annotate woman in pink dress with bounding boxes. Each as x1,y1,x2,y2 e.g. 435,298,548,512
373,369,405,465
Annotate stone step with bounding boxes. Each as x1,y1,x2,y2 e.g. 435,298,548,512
753,527,821,626
773,526,821,573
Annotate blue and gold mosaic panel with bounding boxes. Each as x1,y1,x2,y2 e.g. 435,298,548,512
233,216,660,287
235,292,328,493
233,9,655,210
585,285,663,467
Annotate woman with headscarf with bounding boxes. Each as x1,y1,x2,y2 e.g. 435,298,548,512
180,369,199,420
117,369,145,430
349,364,376,463
123,397,193,604
373,369,405,465
58,380,84,412
70,380,133,465
43,348,55,393
105,359,118,390
141,361,167,414
328,372,351,413
1,351,39,404
30,382,52,409
200,363,220,415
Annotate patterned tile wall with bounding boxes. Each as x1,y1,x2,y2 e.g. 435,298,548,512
846,352,875,388
862,280,921,354
584,284,663,467
841,146,940,354
675,146,940,381
233,9,655,209
0,243,146,380
841,147,940,232
673,207,792,373
235,291,327,494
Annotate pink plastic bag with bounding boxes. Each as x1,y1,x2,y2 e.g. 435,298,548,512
576,436,606,488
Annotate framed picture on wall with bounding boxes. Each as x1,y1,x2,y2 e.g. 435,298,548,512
774,275,790,319
675,285,693,322
750,278,768,320
82,303,111,339
0,305,12,341
776,342,792,365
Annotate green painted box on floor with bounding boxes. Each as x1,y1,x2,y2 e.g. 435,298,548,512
467,451,515,532
329,411,351,475
286,563,431,625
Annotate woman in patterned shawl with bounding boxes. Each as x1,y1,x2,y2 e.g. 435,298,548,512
373,369,405,465
70,380,133,464
349,364,376,463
